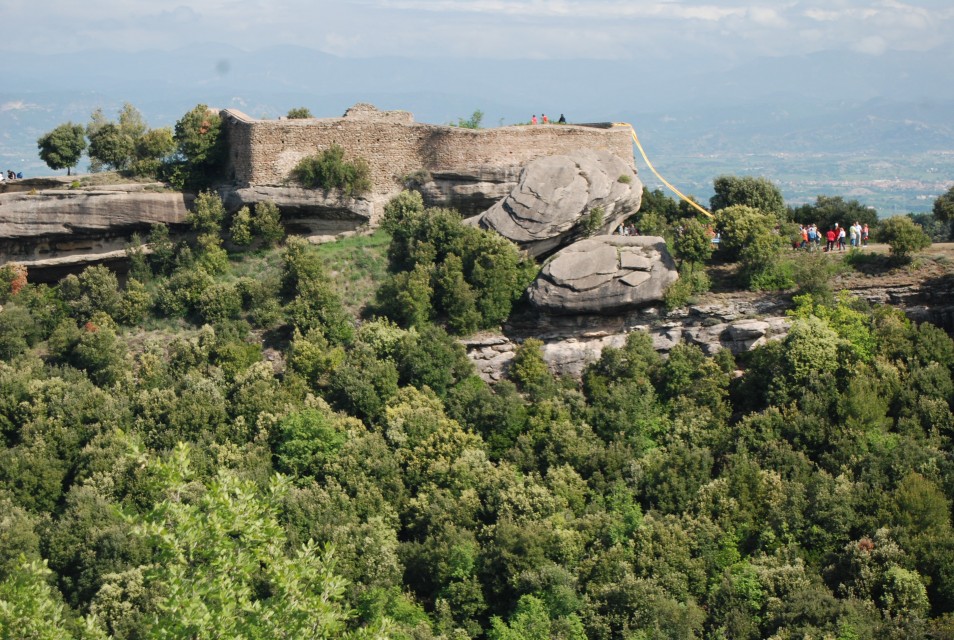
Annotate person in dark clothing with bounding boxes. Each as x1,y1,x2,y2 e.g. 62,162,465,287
558,114,566,124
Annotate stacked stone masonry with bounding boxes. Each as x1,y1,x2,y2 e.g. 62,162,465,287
221,107,635,196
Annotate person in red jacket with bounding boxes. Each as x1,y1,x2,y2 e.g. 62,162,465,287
826,228,837,252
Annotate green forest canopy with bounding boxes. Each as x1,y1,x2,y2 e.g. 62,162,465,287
0,183,952,639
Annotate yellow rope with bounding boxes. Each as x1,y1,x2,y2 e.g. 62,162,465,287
613,122,713,219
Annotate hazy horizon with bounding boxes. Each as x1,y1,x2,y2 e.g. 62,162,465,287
3,1,953,213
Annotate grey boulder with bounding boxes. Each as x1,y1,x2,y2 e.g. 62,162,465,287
471,149,641,257
528,236,678,314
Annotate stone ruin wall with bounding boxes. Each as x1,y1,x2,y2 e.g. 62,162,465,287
221,107,635,196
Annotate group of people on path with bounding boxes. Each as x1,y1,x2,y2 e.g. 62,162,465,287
530,114,566,125
0,170,22,182
797,222,868,252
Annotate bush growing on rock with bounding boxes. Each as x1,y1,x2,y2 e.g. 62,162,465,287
878,216,931,262
292,144,372,197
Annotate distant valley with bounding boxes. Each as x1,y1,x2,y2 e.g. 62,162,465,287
3,44,953,215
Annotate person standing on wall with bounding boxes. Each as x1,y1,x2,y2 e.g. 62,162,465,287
531,114,538,125
542,113,548,124
558,114,566,124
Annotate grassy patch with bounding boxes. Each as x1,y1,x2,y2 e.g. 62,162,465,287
313,230,391,314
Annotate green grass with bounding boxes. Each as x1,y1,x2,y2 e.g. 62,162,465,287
313,230,391,314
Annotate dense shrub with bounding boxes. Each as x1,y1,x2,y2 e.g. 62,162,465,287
376,191,536,333
292,144,372,197
196,282,242,325
878,216,931,262
58,265,122,324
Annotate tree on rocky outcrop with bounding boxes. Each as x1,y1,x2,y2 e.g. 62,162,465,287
168,104,227,190
879,216,931,263
88,123,134,172
86,104,173,177
710,175,785,218
376,191,536,334
37,122,87,176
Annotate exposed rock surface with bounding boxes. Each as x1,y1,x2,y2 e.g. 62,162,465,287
416,167,520,217
470,149,642,257
528,236,678,314
0,186,192,265
224,186,374,234
466,308,791,380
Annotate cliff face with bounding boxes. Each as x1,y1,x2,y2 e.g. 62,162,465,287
0,183,192,270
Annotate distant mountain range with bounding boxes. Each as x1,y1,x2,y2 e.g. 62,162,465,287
3,44,953,212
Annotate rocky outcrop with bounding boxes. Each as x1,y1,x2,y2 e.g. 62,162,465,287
466,302,792,380
527,236,678,315
224,186,374,234
469,149,642,257
416,167,520,217
0,186,192,266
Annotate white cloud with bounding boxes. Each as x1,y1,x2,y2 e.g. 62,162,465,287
0,0,952,61
853,35,888,56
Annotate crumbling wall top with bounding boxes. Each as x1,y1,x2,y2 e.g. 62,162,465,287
342,103,414,123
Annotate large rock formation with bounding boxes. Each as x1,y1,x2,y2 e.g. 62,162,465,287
528,236,678,315
415,167,520,217
0,185,192,266
224,186,373,235
470,149,641,257
465,296,794,380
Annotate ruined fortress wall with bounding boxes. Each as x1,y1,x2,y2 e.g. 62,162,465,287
222,108,635,194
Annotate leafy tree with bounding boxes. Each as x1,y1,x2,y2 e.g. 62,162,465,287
58,265,122,324
789,195,878,234
169,103,226,189
133,444,386,638
87,123,134,171
638,187,679,223
287,107,314,119
37,123,87,175
188,191,228,274
932,184,954,222
878,216,931,262
674,218,714,265
230,205,254,246
710,175,785,218
510,338,557,399
377,192,535,333
131,127,175,177
714,204,776,261
252,200,285,246
0,555,105,640
86,104,171,177
274,407,348,477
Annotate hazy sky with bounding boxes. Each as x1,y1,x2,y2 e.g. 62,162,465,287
3,0,951,62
